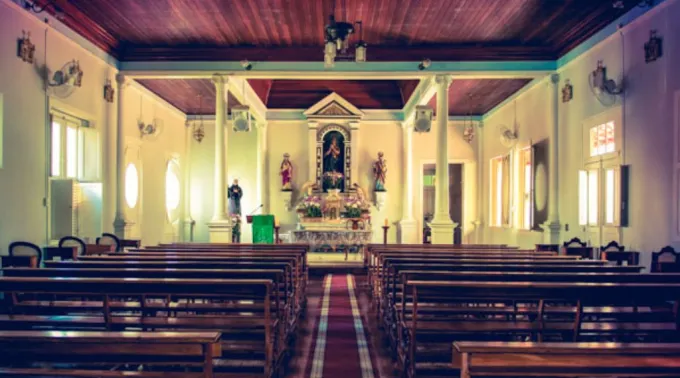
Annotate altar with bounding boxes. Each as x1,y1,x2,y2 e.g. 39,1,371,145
292,227,372,260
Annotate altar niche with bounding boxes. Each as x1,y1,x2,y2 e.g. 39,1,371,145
317,125,351,193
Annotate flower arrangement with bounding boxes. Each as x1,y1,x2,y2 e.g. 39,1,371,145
296,195,323,218
231,214,241,243
343,196,366,218
323,171,344,190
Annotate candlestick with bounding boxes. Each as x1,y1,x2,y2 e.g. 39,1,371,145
382,225,389,245
274,225,281,244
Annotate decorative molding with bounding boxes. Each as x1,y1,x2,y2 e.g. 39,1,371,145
103,79,115,103
562,79,574,103
304,92,364,120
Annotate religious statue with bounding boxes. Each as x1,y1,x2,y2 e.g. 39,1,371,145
228,179,243,215
352,183,367,204
373,151,387,191
280,153,293,191
300,181,318,199
322,132,345,191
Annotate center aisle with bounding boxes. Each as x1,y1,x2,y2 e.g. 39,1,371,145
306,274,378,378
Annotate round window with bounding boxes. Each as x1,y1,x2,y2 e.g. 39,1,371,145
165,160,181,221
124,163,139,209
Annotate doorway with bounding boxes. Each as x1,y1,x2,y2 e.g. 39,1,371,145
422,163,463,244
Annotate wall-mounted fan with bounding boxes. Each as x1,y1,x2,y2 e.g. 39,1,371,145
589,60,624,106
232,105,251,132
47,60,83,98
138,118,163,140
499,125,518,148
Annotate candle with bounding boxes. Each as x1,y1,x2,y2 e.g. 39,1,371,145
384,218,389,227
275,217,280,227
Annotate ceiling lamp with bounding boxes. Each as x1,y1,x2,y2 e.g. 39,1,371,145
323,1,366,68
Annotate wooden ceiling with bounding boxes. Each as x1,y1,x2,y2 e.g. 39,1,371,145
249,79,419,109
429,79,533,116
137,79,240,115
42,0,639,61
137,78,532,115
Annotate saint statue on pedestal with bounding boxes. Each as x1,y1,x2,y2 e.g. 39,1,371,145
373,151,387,191
228,179,243,215
280,153,293,191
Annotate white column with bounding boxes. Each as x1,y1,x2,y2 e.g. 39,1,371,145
349,121,360,190
545,73,561,244
474,121,484,243
207,74,231,242
183,120,195,241
113,74,129,238
256,122,268,214
429,74,455,244
399,122,418,243
307,121,319,183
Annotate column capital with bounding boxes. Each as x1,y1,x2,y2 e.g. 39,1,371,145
550,73,560,84
115,73,128,87
212,73,227,85
401,121,413,130
307,120,319,130
434,74,453,87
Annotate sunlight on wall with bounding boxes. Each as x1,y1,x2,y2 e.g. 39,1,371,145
165,160,181,222
124,163,139,209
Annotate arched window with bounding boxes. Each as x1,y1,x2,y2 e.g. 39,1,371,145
165,160,181,222
124,163,139,209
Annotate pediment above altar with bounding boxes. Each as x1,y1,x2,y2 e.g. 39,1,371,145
304,92,364,120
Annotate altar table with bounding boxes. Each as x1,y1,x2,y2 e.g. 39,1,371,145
292,229,373,260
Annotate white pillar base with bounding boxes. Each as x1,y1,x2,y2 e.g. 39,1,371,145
399,219,419,244
183,219,196,242
280,190,294,211
429,220,457,245
542,221,561,245
113,216,132,239
207,220,232,243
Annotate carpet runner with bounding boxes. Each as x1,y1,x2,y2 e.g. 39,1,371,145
306,274,378,378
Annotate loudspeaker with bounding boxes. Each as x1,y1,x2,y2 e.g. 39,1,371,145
232,105,251,132
414,105,433,132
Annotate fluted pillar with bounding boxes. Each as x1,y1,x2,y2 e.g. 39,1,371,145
256,122,269,214
399,122,418,243
183,120,195,241
429,74,455,244
207,74,231,242
544,73,561,243
113,74,130,238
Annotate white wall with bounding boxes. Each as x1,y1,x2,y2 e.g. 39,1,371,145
480,0,680,260
0,0,187,252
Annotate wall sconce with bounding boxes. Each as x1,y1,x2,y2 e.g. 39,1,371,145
103,79,115,103
418,58,431,71
562,79,573,103
644,30,662,63
240,59,253,71
17,30,35,64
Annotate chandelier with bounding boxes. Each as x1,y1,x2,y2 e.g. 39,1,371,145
463,94,475,143
323,0,366,68
193,95,205,143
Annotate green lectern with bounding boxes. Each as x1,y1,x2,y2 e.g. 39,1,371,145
248,215,274,244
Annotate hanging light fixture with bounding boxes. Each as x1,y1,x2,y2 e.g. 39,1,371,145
193,95,205,143
463,94,475,143
323,0,365,68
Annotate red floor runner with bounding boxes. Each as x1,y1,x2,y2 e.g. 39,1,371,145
305,274,377,378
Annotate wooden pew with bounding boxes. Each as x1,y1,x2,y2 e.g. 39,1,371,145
453,341,680,378
401,280,680,377
0,330,221,377
0,277,278,378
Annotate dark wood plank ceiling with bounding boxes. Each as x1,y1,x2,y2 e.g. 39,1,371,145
136,79,240,115
249,79,419,109
428,79,533,116
41,0,639,61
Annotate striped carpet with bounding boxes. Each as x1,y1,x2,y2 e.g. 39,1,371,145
305,274,379,378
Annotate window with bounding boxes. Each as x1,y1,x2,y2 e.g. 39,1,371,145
517,148,533,230
489,154,511,227
579,167,628,227
590,121,615,157
125,163,139,209
165,160,181,222
50,112,100,181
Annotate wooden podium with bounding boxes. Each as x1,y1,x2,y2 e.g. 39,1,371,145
247,215,275,244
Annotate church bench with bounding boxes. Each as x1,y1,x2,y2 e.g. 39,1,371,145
0,330,221,377
400,280,680,378
452,341,680,377
46,259,304,320
2,267,295,337
0,277,280,378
